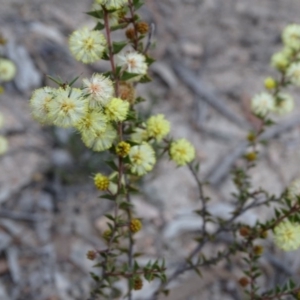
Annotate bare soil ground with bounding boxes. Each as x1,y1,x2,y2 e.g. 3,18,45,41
1,0,300,299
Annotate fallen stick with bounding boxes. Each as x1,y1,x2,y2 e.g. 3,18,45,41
173,63,251,130
206,115,300,186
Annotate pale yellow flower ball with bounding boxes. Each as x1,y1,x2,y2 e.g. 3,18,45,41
274,221,300,251
48,87,88,128
105,98,129,122
169,138,195,166
146,114,170,141
272,93,294,115
0,59,16,82
129,142,156,176
282,24,300,50
251,92,275,117
81,124,117,152
69,27,107,64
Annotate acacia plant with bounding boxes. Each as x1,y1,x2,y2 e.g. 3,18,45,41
28,0,300,299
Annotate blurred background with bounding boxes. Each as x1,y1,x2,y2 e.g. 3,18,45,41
1,0,300,299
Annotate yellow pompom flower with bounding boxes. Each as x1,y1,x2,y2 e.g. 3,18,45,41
69,27,107,64
0,59,16,82
95,0,128,10
105,97,129,122
129,142,156,176
94,173,110,190
274,221,300,251
116,141,131,157
82,74,114,108
48,87,88,128
169,138,195,166
30,87,56,124
0,136,8,155
130,219,142,233
75,110,107,136
282,24,300,50
82,124,117,152
146,114,170,141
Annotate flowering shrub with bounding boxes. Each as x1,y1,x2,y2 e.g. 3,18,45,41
27,0,300,299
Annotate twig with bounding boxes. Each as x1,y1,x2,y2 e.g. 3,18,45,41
206,115,300,186
172,63,251,130
144,23,155,54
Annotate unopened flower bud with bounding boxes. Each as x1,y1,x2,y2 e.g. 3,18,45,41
116,141,131,157
260,230,268,239
102,229,112,241
247,132,256,143
126,27,135,40
239,226,250,237
133,277,143,290
136,22,149,34
86,250,97,261
264,77,276,90
245,152,257,162
253,245,264,256
130,219,142,233
238,277,249,287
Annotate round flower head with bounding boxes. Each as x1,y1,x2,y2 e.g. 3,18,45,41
82,74,114,108
272,93,294,115
170,138,195,166
95,0,128,10
273,221,300,251
146,114,170,141
0,136,8,155
82,124,117,152
30,87,56,124
288,178,300,201
94,173,110,191
282,24,300,50
0,59,16,82
129,142,156,176
271,52,289,71
69,27,107,64
287,62,300,86
118,51,148,79
116,141,131,157
48,87,88,128
75,110,107,135
130,126,148,143
251,92,275,117
105,97,129,122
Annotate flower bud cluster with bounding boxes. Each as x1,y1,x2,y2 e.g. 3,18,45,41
251,24,300,117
